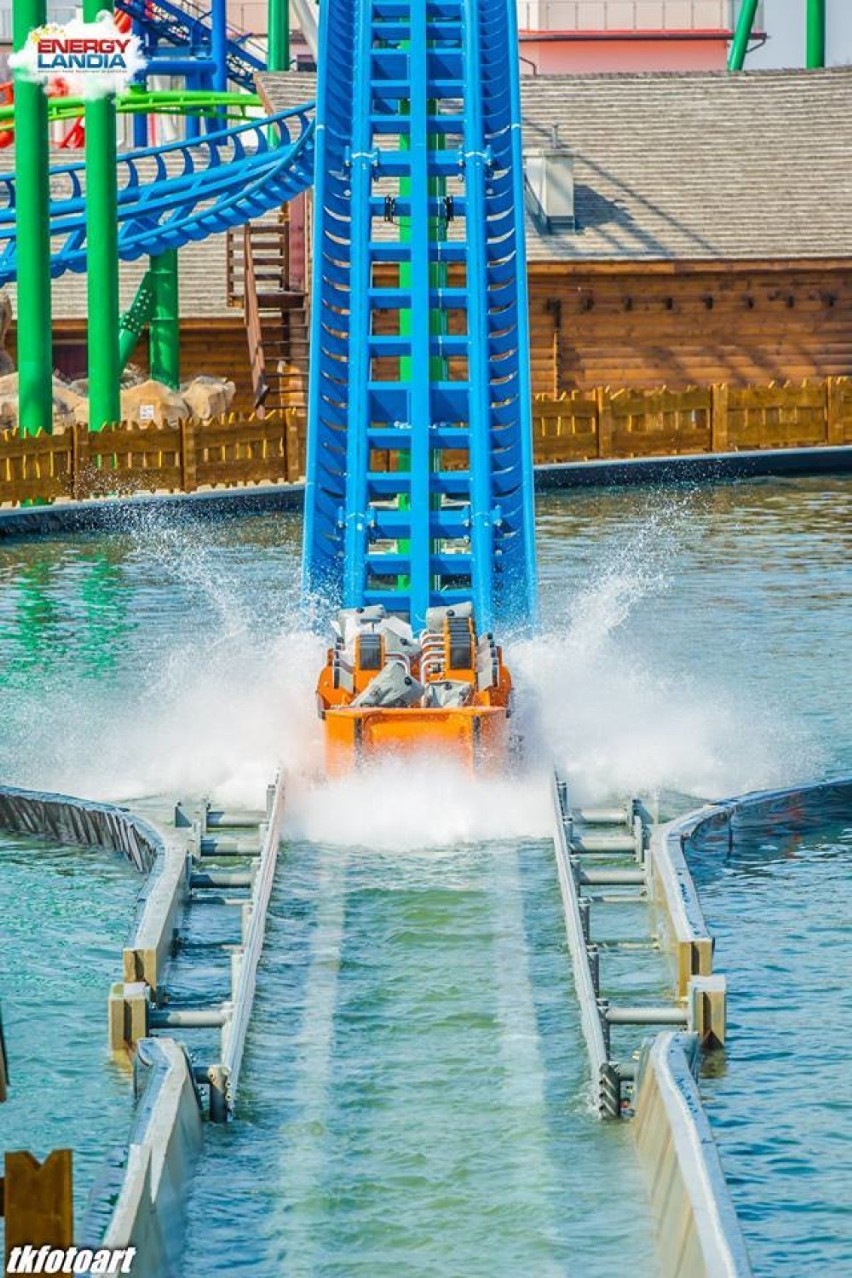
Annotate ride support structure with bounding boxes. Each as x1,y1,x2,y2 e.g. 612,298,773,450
729,0,825,71
302,0,538,636
8,0,294,432
84,0,121,430
12,0,52,437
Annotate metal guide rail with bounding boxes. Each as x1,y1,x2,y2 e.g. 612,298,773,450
550,772,725,1118
111,772,285,1120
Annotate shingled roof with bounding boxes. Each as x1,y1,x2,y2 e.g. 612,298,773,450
259,65,852,263
7,66,850,323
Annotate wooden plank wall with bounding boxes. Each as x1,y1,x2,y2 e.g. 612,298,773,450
527,265,852,395
2,377,852,506
29,262,852,413
532,377,852,463
0,413,303,505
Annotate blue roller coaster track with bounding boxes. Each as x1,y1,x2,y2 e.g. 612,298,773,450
1,0,537,629
0,105,314,284
301,0,538,632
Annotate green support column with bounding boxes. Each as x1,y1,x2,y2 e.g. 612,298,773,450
84,0,121,430
268,0,289,71
398,83,446,597
806,0,826,68
13,0,53,435
728,0,760,71
149,251,180,389
118,269,155,370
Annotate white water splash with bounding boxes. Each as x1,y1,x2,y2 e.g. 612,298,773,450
511,507,824,805
284,765,552,850
0,497,824,822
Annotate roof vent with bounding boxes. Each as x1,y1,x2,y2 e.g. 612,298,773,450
524,126,574,234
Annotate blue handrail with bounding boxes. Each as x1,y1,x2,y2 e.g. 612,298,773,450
0,105,315,283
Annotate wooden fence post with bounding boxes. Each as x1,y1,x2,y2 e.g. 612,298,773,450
826,376,843,445
285,409,300,482
596,386,612,459
180,416,198,492
3,1150,73,1269
71,420,87,498
711,383,729,453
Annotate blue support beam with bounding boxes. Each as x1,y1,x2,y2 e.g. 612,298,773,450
302,0,538,632
116,0,266,92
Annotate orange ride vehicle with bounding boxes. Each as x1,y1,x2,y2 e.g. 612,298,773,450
315,603,514,775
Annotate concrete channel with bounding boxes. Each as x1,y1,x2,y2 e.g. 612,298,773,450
4,773,849,1273
0,778,283,1277
551,772,749,1277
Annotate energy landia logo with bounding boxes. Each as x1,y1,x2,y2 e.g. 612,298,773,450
9,12,146,98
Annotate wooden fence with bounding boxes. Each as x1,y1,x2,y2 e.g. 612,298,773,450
2,377,852,507
0,412,305,505
533,376,852,464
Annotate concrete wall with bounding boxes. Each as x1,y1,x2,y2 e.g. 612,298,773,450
0,785,159,872
0,785,202,1272
98,1039,203,1278
633,1033,752,1278
0,784,189,1000
636,775,852,1275
646,813,715,999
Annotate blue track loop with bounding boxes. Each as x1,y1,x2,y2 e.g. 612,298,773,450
302,0,537,632
0,105,315,284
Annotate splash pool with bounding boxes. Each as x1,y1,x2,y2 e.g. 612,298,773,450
184,838,659,1277
1,473,851,1273
688,816,852,1276
0,835,137,1244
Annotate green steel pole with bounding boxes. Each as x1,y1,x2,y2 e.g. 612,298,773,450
398,78,446,597
13,0,53,435
268,0,290,70
149,251,180,389
728,0,760,71
806,0,826,68
84,0,121,430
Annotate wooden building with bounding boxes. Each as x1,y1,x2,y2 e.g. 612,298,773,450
9,65,851,411
516,67,852,395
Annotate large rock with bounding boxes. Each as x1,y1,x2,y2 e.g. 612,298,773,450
0,372,83,432
0,371,16,430
118,379,189,427
181,375,236,420
122,363,147,388
52,378,85,431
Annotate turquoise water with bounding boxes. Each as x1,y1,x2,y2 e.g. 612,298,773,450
0,836,138,1236
0,475,851,1273
184,839,655,1277
526,477,852,797
688,820,852,1277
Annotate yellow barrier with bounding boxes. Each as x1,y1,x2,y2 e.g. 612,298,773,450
633,1034,752,1278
